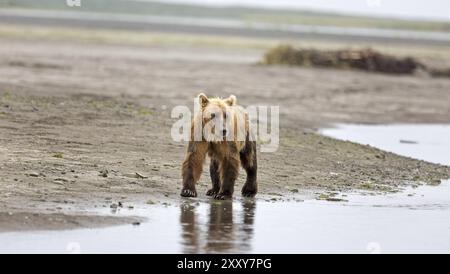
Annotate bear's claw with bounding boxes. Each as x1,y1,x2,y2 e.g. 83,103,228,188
214,193,232,200
206,189,219,196
180,189,197,197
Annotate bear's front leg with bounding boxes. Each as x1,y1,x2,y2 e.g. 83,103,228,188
181,141,207,197
214,156,240,200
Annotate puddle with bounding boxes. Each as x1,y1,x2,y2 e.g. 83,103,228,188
321,124,450,166
1,186,450,254
1,124,450,253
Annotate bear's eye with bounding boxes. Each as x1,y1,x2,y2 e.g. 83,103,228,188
210,113,216,119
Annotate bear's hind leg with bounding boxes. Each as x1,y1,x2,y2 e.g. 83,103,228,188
214,156,240,200
206,159,221,196
240,141,257,197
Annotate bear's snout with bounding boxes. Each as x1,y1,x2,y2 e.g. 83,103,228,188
222,129,228,137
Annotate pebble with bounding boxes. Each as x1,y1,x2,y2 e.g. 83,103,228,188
27,172,39,177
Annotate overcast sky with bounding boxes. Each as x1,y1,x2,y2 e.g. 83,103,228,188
144,0,450,21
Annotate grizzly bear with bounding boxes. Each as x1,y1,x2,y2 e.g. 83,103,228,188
180,93,257,200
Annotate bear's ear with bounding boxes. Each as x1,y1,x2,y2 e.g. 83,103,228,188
225,95,237,106
198,93,209,108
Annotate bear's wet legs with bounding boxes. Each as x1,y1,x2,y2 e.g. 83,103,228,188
241,141,258,197
181,142,207,197
215,156,240,200
206,159,221,196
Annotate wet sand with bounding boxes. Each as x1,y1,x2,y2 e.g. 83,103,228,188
0,24,450,231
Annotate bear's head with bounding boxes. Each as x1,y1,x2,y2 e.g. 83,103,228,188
197,93,240,142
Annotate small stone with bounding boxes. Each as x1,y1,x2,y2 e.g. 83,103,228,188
27,172,39,177
135,172,148,179
99,170,108,178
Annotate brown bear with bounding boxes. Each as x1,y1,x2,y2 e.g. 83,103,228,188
180,93,257,200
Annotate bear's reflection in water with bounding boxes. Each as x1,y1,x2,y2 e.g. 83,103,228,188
180,200,256,253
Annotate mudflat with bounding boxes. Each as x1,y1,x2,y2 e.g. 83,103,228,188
1,25,450,231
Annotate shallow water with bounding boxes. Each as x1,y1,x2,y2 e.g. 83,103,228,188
1,124,450,253
321,124,450,166
1,184,450,254
1,9,449,43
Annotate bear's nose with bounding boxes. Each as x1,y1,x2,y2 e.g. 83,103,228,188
222,129,227,137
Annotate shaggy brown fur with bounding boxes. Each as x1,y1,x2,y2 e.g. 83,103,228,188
181,93,258,199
